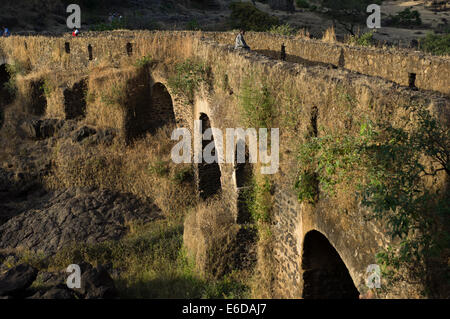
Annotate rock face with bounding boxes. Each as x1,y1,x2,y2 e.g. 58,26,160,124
0,262,117,299
38,286,76,299
72,125,97,142
268,0,294,12
21,119,65,139
75,262,117,299
0,264,38,297
0,188,161,254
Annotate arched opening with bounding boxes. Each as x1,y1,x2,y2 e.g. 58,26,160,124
64,79,87,120
124,75,177,142
150,82,176,130
198,113,221,200
235,140,253,224
302,230,359,299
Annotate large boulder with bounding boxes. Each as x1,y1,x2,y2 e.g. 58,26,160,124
0,264,38,297
21,119,65,139
40,286,76,299
72,126,96,142
0,188,161,254
29,284,76,300
75,263,117,299
26,263,117,299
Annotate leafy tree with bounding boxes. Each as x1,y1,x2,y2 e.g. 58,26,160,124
388,7,422,27
320,0,382,35
229,2,279,32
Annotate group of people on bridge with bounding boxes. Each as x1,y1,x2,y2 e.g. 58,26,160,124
1,24,249,50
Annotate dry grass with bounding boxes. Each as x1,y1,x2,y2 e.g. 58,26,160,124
295,28,311,40
45,124,196,218
183,198,237,277
85,66,132,132
322,26,337,43
249,224,275,299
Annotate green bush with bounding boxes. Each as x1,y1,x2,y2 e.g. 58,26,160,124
90,18,128,31
239,77,275,129
229,2,279,32
172,167,194,185
269,24,296,36
347,31,374,47
186,19,201,31
296,0,310,8
4,61,29,98
134,56,153,68
420,33,450,56
294,171,318,204
389,7,422,27
168,59,210,102
243,176,272,224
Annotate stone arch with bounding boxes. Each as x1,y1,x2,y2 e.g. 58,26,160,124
125,74,178,142
64,79,87,120
301,230,359,299
198,112,222,200
234,139,253,224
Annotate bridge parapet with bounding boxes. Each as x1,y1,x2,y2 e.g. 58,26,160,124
205,31,450,95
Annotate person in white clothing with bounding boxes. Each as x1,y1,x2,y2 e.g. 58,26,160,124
234,29,250,51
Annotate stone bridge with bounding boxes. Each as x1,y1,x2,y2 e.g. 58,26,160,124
0,31,448,298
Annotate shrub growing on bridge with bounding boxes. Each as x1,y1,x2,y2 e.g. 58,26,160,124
239,77,275,129
168,59,210,103
269,24,297,36
420,33,450,56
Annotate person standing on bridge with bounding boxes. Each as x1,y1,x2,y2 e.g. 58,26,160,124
72,27,80,37
235,29,250,51
2,27,11,37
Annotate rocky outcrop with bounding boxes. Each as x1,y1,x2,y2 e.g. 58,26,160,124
74,262,117,299
0,262,118,299
21,119,65,139
72,125,97,142
0,188,161,254
0,264,38,298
